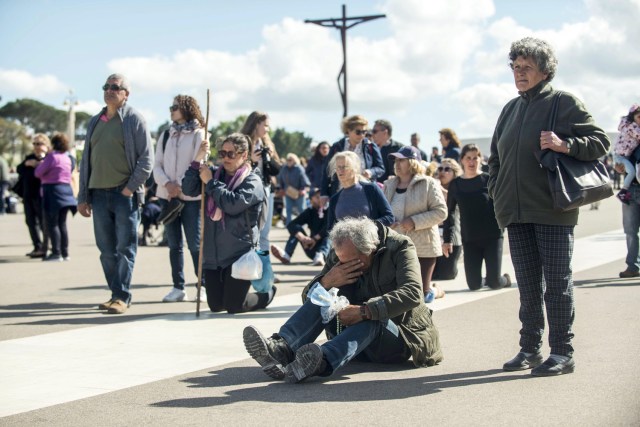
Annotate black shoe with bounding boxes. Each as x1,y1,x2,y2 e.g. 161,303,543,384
243,325,294,380
284,343,327,383
257,285,277,309
619,269,640,278
503,351,544,371
157,198,184,225
29,250,46,258
531,356,575,377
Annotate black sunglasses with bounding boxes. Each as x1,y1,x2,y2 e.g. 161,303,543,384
218,150,239,159
438,166,452,172
353,129,368,136
102,83,126,91
169,105,180,112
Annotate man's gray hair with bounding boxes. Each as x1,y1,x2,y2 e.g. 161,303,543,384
329,217,380,256
106,73,131,92
508,37,558,82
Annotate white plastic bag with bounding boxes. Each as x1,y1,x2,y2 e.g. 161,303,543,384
231,249,263,280
308,284,350,324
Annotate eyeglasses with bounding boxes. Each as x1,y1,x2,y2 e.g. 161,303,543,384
218,150,239,159
33,142,45,146
353,129,368,136
102,83,126,91
169,105,180,112
336,165,351,171
437,166,452,172
371,128,385,134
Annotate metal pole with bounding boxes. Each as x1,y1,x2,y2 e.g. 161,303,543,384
305,4,386,118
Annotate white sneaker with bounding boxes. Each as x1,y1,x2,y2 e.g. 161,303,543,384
163,288,187,302
312,252,325,266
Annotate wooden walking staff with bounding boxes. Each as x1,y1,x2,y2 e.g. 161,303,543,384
196,89,210,317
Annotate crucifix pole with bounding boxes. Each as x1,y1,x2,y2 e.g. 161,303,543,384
305,4,385,117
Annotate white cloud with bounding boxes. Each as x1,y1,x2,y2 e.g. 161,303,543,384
0,69,67,97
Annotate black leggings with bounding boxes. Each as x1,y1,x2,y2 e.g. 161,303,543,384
418,257,437,291
432,245,462,280
463,238,503,290
46,207,70,257
204,267,264,314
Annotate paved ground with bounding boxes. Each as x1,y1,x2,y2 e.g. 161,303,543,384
0,196,638,426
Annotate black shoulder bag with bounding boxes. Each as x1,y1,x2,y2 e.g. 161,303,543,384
536,91,613,211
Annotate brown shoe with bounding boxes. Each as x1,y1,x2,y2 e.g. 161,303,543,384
98,299,113,310
619,269,640,278
106,299,129,314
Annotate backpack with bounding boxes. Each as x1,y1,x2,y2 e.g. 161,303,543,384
162,130,170,152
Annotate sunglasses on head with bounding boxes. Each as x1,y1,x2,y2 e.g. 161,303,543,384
102,83,126,91
353,129,368,136
218,150,239,159
438,166,452,172
169,105,180,112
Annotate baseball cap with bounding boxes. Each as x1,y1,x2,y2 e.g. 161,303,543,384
388,146,421,161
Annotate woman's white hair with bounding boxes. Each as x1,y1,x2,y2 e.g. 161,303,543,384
329,216,380,256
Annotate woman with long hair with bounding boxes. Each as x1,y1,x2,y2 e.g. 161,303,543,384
240,112,281,256
306,141,330,189
153,95,206,302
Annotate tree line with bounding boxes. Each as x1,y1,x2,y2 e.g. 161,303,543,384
0,98,315,167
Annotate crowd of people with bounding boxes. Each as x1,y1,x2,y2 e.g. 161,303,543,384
5,36,634,382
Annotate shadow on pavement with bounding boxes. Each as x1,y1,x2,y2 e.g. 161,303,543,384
151,366,527,407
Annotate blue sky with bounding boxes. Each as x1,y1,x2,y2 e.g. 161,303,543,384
1,0,637,151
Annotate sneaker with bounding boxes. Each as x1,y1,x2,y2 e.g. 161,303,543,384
63,256,70,261
98,299,114,310
617,189,631,205
243,325,294,380
163,288,187,302
106,299,129,314
43,254,63,262
501,273,512,288
424,289,435,304
284,343,327,383
258,285,278,309
270,245,290,264
312,252,325,266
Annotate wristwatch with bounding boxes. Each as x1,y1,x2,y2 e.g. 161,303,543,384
360,305,368,321
565,140,572,153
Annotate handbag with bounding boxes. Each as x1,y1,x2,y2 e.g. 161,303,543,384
537,91,613,212
251,250,274,292
285,185,300,200
284,173,299,200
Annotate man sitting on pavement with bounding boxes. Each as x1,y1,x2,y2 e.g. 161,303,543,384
270,188,329,266
244,216,443,383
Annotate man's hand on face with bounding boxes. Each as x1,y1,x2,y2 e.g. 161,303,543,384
319,258,363,289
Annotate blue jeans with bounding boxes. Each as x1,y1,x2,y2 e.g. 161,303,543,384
278,293,411,375
284,235,330,261
259,189,274,251
160,199,201,290
622,184,640,272
91,188,140,304
285,194,306,225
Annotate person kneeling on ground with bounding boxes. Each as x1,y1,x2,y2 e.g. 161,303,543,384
271,187,329,267
244,216,443,383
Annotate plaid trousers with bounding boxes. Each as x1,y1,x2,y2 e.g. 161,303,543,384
507,223,575,357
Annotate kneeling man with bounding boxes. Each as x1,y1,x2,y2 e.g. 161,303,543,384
244,216,443,383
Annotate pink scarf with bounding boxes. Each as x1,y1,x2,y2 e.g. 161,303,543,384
207,164,251,224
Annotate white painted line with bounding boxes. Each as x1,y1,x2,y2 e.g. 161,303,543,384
0,229,626,417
